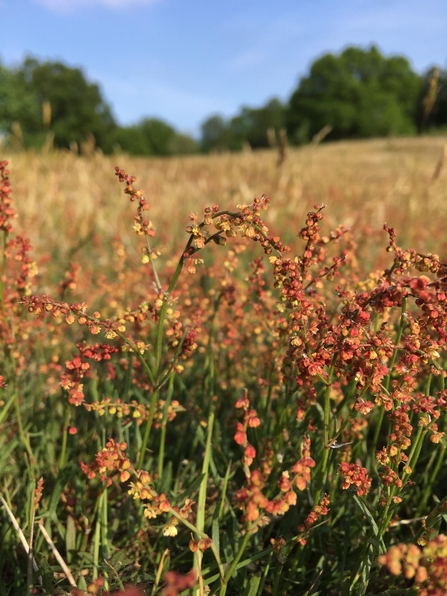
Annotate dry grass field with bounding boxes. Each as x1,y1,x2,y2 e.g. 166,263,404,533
7,135,447,261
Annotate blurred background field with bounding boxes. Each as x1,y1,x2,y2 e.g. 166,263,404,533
6,135,447,277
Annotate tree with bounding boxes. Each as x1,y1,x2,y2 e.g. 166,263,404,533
113,125,152,155
201,100,286,152
0,61,41,142
287,46,423,143
236,99,286,149
114,120,198,156
17,57,117,151
138,118,176,156
200,115,235,152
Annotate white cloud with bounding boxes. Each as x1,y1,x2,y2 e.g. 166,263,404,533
33,0,162,12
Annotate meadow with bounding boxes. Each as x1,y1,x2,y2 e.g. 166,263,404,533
1,136,447,595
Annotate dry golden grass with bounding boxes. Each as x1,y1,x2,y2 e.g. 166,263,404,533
5,135,447,266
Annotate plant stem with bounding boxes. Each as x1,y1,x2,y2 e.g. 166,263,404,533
138,388,159,470
316,358,335,499
58,406,71,470
155,237,193,378
371,298,407,455
157,374,175,480
219,529,252,596
194,412,215,588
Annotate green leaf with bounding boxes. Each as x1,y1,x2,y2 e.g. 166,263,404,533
65,514,76,564
243,574,261,596
352,494,379,537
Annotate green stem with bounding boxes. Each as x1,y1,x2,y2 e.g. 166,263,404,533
414,494,447,543
417,445,445,515
116,331,156,387
13,386,34,475
379,425,427,537
101,487,109,588
194,412,215,588
137,389,159,470
316,358,335,499
371,298,407,456
155,237,193,378
145,235,162,292
169,508,224,579
157,374,175,480
417,403,447,514
219,529,252,596
58,406,71,469
93,497,101,580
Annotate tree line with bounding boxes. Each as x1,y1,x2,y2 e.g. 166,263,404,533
1,46,446,156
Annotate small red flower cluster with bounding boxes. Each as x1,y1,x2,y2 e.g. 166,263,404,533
60,342,119,405
291,435,316,491
297,494,331,545
0,160,16,234
24,295,126,337
339,462,372,496
379,534,447,596
115,167,154,240
162,569,195,596
80,438,131,485
234,393,319,526
234,389,261,469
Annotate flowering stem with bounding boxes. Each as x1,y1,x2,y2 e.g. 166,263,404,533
157,374,175,480
138,237,195,469
404,425,427,482
155,237,194,378
101,487,109,589
58,406,71,469
371,298,407,456
168,508,224,579
116,331,156,387
145,235,162,293
316,358,335,499
137,388,159,470
92,498,101,580
379,424,427,538
194,411,215,587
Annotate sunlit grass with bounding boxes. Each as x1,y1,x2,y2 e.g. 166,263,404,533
1,137,447,595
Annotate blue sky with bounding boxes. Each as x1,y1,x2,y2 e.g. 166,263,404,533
1,0,446,136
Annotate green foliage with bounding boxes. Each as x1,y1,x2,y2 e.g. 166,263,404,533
201,114,235,152
16,57,117,151
142,118,177,155
0,57,198,156
202,98,286,151
2,47,447,157
0,62,41,139
201,99,286,152
229,99,286,150
114,118,199,156
287,45,423,142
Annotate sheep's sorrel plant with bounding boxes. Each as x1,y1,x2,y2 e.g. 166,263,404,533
1,157,447,596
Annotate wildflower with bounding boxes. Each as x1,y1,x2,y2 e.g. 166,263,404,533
339,462,372,496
